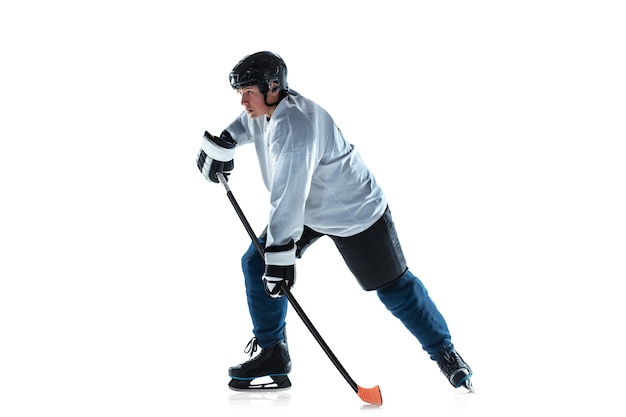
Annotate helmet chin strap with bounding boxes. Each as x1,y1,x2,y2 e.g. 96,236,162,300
263,95,279,108
263,87,285,108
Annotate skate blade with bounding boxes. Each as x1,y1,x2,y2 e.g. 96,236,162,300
229,375,291,392
463,378,474,393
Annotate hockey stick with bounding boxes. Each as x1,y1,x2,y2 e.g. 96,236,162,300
216,172,382,406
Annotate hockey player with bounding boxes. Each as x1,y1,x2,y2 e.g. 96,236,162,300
197,51,473,392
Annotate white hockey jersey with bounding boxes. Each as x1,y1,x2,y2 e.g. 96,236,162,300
226,90,387,250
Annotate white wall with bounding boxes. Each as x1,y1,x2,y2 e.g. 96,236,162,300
1,1,624,416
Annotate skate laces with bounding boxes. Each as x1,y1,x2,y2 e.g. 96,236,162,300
438,349,460,371
244,337,259,358
438,349,470,374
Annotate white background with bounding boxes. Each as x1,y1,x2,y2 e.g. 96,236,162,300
1,1,625,416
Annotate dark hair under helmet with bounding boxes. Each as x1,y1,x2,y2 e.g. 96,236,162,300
229,51,288,95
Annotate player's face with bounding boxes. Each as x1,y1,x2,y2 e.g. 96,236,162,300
238,83,281,119
238,85,269,119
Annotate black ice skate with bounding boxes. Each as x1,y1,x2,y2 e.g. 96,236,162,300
228,338,292,391
437,348,474,392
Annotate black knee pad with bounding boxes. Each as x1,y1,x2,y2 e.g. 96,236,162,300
330,207,407,291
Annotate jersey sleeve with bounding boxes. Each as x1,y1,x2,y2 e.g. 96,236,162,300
265,112,318,250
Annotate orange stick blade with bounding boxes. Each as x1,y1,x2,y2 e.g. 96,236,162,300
357,385,383,406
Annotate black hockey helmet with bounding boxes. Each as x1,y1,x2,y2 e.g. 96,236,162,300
229,51,288,96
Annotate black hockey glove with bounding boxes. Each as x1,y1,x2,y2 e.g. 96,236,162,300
263,240,296,298
196,130,236,183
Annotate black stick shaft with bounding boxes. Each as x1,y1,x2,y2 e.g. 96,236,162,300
217,173,358,393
